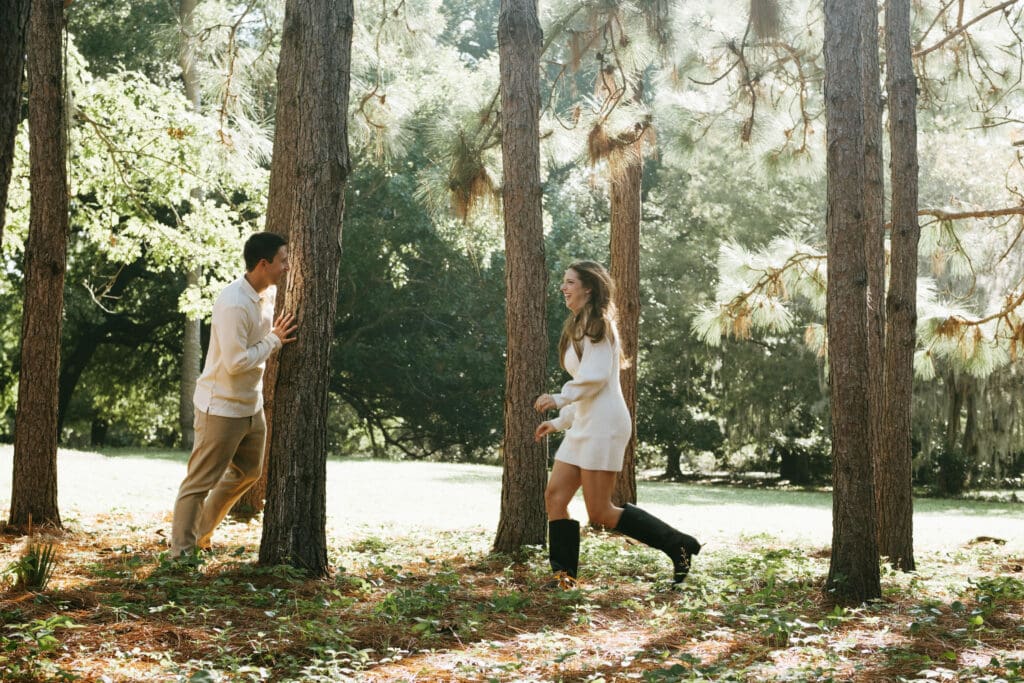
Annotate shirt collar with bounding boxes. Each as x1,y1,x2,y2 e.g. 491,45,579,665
238,275,261,303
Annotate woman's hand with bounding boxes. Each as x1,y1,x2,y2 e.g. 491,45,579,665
534,421,557,442
533,393,557,412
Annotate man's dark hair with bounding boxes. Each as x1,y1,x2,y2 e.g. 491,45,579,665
243,232,287,271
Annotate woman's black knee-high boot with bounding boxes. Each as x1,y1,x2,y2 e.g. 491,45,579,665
548,519,580,583
615,503,701,583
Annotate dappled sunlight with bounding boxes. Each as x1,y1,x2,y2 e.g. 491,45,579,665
2,451,1024,680
3,446,1023,554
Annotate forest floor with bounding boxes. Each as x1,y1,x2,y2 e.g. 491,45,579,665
0,446,1023,682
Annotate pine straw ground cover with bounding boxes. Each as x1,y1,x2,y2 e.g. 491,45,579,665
1,512,1023,683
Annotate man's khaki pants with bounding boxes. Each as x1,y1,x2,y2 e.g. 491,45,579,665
170,409,266,557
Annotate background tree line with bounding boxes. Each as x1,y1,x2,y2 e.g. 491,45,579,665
2,0,1023,531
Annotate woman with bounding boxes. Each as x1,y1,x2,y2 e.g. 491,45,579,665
534,261,701,587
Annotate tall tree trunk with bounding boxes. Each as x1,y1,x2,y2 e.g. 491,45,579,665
609,140,642,506
493,0,547,553
823,0,880,603
10,0,66,530
861,0,886,536
177,0,202,450
257,0,352,575
0,0,31,244
879,0,918,571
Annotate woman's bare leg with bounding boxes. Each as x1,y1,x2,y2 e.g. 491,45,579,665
579,468,623,529
545,460,582,520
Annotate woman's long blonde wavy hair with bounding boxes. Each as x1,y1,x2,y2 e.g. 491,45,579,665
557,261,619,370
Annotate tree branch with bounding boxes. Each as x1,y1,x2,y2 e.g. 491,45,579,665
914,0,1021,58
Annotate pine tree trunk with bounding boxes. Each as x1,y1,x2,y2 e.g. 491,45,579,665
0,0,31,244
10,0,67,530
879,0,918,571
493,0,547,553
257,0,352,575
609,141,642,506
861,0,886,537
177,0,202,451
823,0,880,603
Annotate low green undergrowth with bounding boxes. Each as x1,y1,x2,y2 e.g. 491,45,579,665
1,520,1022,682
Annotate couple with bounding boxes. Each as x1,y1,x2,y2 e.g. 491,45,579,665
171,237,701,586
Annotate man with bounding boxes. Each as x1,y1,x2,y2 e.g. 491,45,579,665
170,232,297,558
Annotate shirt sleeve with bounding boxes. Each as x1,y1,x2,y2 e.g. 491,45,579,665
552,335,615,410
549,402,577,431
215,303,282,375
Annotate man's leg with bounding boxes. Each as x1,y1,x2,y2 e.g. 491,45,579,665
170,412,251,557
195,410,267,550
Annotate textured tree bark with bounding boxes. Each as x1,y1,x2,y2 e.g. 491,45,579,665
861,0,886,539
177,0,203,450
10,0,67,530
0,0,31,244
609,141,642,506
879,0,918,571
258,0,352,575
823,0,881,603
493,0,547,553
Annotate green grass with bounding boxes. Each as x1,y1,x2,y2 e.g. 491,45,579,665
0,446,1022,682
2,445,1019,551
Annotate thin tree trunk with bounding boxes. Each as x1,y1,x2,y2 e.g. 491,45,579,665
0,0,31,244
944,370,962,454
180,269,201,448
257,0,352,575
10,0,67,530
493,0,547,553
177,0,202,450
962,380,978,487
879,0,918,571
823,0,880,603
609,140,642,506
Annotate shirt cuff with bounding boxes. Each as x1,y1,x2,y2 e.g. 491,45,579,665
267,332,282,350
552,393,568,410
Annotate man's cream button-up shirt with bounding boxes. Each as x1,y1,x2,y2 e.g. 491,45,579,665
193,276,281,418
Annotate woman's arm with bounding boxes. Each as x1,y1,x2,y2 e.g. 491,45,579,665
551,335,614,410
548,402,577,431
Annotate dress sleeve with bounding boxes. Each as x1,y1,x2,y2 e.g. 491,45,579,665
215,303,282,375
548,403,577,431
551,335,614,410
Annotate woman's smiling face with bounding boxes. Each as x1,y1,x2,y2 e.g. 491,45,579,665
560,268,590,314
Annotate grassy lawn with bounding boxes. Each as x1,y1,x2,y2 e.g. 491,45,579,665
0,445,1022,682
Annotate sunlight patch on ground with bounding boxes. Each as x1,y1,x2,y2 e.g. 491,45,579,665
1,446,1022,556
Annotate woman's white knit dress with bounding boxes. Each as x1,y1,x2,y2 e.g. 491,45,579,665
549,332,632,472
